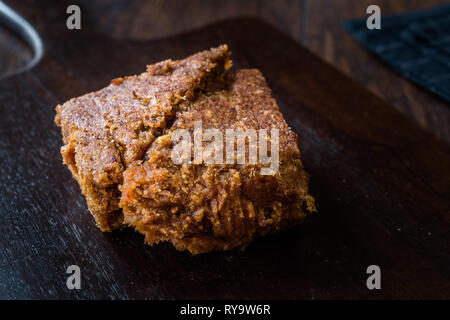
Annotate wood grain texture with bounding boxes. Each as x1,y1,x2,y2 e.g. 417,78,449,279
307,0,450,144
1,0,449,142
0,1,449,299
80,0,307,43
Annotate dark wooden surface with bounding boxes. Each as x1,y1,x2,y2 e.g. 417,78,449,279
306,0,450,144
0,22,32,78
0,1,449,299
2,0,449,144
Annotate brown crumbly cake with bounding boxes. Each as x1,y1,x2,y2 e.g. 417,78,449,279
55,45,315,253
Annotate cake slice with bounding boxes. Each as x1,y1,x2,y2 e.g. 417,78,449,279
120,69,315,254
56,45,315,253
55,45,231,231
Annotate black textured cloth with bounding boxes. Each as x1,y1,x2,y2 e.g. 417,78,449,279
344,5,450,103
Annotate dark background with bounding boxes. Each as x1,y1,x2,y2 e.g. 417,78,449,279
0,0,449,300
1,0,449,143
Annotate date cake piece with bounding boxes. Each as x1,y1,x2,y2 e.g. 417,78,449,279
55,45,231,231
56,44,315,253
120,69,316,254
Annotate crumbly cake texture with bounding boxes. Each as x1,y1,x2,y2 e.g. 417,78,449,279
56,45,316,253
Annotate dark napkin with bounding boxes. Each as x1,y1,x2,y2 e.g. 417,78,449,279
344,4,450,103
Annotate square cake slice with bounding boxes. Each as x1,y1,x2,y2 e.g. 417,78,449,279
56,45,315,253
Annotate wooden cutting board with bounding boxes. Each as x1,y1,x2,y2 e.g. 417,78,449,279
0,2,449,299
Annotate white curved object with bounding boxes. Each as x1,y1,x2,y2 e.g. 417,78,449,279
0,1,43,76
